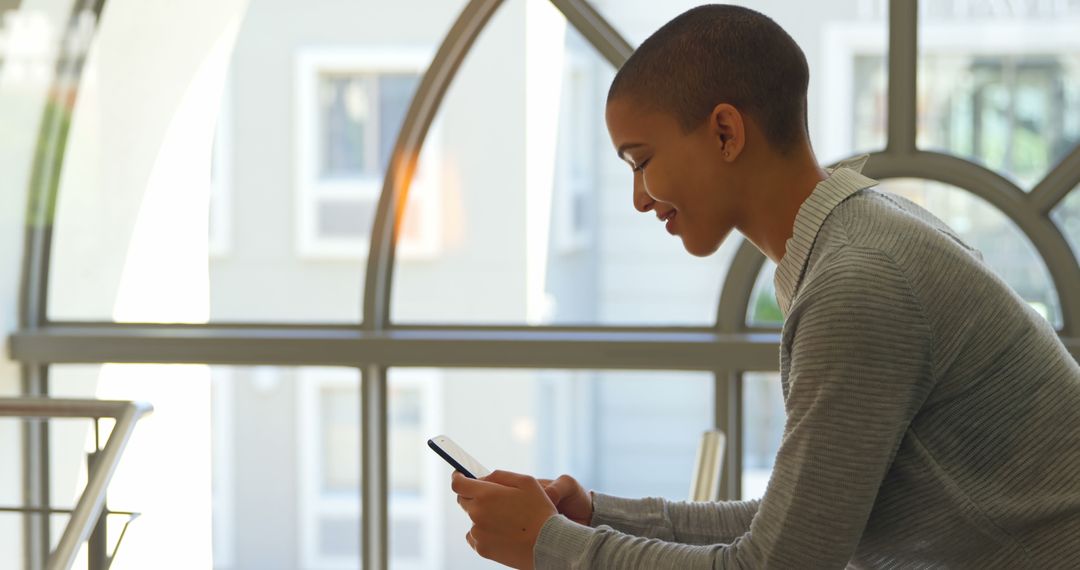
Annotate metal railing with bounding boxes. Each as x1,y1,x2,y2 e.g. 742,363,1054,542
0,398,152,570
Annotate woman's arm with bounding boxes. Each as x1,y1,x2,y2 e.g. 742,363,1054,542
534,248,936,569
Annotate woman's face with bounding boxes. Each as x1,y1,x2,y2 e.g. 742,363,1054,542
604,97,743,257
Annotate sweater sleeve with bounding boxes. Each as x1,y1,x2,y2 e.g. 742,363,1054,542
589,493,761,544
534,248,936,569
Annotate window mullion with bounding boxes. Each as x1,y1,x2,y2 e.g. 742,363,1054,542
886,0,918,153
361,365,388,570
1030,146,1080,214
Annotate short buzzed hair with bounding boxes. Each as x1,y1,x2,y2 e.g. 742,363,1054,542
608,5,810,154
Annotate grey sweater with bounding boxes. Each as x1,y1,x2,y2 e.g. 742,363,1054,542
533,157,1080,569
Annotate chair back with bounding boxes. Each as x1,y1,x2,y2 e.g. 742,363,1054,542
689,430,725,502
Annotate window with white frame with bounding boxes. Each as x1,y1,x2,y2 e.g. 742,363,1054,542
823,20,1080,183
822,19,1080,323
553,50,594,253
297,368,441,570
296,48,442,260
387,370,444,570
847,52,1079,188
297,368,362,569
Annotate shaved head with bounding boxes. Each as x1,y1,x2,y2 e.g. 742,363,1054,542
608,5,810,154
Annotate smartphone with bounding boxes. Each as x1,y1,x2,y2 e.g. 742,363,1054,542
427,435,491,479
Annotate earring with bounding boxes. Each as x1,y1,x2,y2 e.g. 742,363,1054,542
723,151,730,158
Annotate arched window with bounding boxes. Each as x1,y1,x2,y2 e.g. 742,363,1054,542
7,0,1078,567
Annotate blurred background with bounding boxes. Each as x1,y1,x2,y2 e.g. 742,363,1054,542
0,0,1078,568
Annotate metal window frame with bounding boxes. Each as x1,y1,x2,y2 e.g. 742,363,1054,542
8,1,1080,569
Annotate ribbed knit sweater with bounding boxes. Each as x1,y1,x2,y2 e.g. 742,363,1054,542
533,157,1080,569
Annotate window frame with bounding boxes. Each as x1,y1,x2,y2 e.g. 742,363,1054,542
552,49,595,253
294,47,443,261
385,368,444,570
10,2,1080,570
297,367,363,569
821,17,1080,164
296,367,444,570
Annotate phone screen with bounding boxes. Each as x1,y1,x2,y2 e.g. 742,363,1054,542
427,435,491,479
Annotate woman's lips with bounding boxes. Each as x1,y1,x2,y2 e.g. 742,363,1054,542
664,210,678,235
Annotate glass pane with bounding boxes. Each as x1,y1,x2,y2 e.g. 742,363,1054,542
590,0,711,46
318,72,421,178
320,74,372,177
49,364,360,569
851,54,887,158
379,73,422,173
388,368,714,569
48,365,213,568
46,0,464,323
880,179,1062,327
319,384,360,492
1052,186,1080,260
591,0,888,164
392,0,736,326
317,198,376,239
917,10,1080,189
742,371,784,500
746,260,782,328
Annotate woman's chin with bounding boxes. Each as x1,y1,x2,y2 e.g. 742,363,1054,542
681,233,726,258
682,238,719,257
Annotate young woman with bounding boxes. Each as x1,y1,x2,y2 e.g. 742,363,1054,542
451,5,1080,568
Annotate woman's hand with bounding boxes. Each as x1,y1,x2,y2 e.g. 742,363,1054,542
452,470,558,570
538,474,593,526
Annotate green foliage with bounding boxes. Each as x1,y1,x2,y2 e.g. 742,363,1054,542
750,288,783,326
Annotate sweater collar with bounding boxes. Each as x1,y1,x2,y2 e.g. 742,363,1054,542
773,155,878,316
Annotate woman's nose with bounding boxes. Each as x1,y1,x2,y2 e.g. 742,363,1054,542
633,177,654,213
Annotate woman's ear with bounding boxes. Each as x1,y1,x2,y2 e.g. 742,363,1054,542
709,103,745,162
